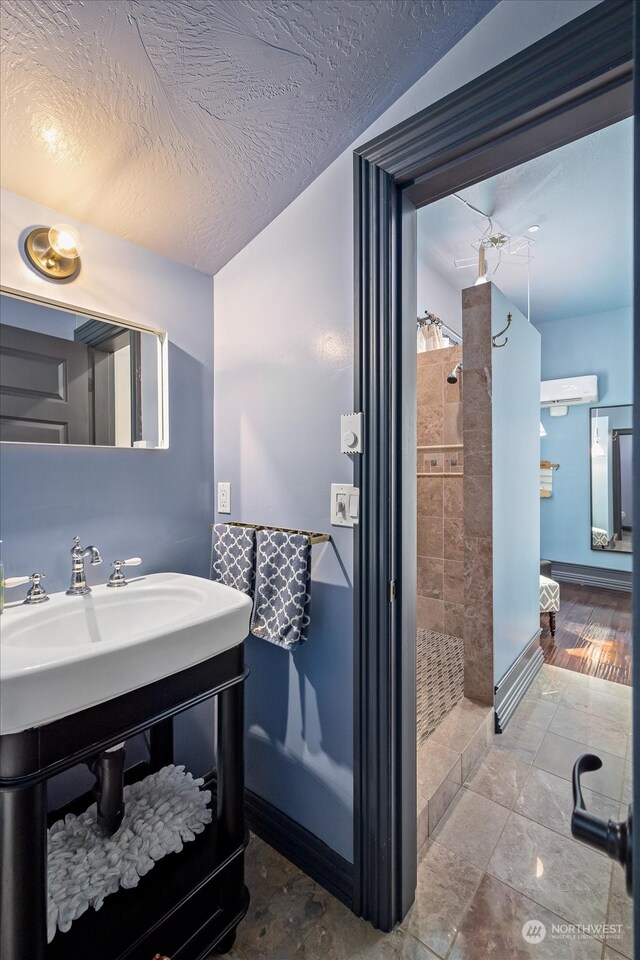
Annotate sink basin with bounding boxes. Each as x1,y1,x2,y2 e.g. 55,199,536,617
0,572,252,735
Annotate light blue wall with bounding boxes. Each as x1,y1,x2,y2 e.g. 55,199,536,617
535,308,633,572
213,1,597,861
1,190,215,808
492,287,541,684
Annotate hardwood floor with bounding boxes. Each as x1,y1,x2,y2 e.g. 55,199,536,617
540,582,632,685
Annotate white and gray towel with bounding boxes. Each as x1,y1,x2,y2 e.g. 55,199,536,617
250,529,311,649
210,523,256,596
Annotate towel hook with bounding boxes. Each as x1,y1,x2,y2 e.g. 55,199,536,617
492,312,512,349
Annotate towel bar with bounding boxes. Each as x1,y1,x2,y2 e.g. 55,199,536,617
210,522,330,546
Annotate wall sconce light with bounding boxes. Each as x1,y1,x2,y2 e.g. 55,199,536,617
24,223,83,281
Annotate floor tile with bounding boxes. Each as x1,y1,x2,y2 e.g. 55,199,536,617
511,695,558,731
430,788,509,870
605,857,634,959
527,667,570,703
492,719,546,764
429,700,491,755
565,673,632,702
401,841,482,958
513,766,620,850
417,739,460,799
292,896,439,959
533,732,625,801
559,683,632,727
604,947,630,960
448,873,603,960
235,840,330,959
464,747,530,809
487,812,612,929
549,704,628,759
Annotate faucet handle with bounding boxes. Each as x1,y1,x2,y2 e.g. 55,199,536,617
5,575,31,589
5,573,49,605
107,557,142,588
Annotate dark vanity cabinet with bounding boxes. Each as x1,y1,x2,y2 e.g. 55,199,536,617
0,644,249,960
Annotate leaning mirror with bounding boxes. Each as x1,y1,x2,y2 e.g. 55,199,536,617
0,288,168,448
590,404,632,553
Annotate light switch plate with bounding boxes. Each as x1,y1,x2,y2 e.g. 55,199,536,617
331,483,359,527
340,413,363,454
217,481,231,514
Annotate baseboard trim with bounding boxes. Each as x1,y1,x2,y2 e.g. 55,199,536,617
494,631,544,734
550,561,632,593
244,787,354,909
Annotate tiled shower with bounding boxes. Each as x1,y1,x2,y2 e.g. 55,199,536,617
416,343,465,742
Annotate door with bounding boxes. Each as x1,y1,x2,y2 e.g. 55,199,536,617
0,323,92,444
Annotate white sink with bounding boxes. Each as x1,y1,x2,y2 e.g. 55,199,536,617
0,572,252,735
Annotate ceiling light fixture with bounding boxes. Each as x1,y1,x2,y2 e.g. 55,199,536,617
24,223,83,281
474,243,488,285
528,224,540,232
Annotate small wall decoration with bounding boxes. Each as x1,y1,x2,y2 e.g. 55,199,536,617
540,459,559,497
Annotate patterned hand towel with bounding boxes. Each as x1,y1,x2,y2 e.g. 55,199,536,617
210,523,255,596
250,529,311,649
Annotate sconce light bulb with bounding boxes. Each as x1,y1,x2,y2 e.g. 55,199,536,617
48,223,83,259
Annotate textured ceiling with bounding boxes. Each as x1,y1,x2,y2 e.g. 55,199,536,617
1,0,495,275
417,118,633,322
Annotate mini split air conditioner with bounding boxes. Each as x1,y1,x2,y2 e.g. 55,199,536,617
540,375,598,416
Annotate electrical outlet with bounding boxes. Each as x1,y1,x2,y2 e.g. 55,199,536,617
217,481,231,514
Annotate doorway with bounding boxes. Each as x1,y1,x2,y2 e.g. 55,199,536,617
352,0,636,939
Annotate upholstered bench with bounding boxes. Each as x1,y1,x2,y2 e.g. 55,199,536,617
540,574,560,636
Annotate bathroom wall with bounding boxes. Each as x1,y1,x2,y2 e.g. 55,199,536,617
417,344,464,637
0,189,215,805
463,283,541,698
535,307,632,572
417,261,462,334
213,0,600,860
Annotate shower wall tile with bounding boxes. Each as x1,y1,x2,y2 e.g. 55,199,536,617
418,363,444,405
444,601,465,639
463,284,495,705
418,556,444,600
443,477,464,519
418,402,444,445
418,476,443,516
464,475,492,537
417,345,465,636
444,518,464,561
426,599,445,632
418,515,443,559
464,428,492,477
443,560,464,604
464,537,493,602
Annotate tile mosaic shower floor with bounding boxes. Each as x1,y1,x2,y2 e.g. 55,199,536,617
416,629,464,744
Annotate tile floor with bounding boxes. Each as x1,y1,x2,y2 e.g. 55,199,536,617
220,665,633,960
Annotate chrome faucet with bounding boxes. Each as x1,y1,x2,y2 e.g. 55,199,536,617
66,536,103,596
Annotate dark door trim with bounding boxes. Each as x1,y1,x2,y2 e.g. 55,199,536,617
353,0,634,930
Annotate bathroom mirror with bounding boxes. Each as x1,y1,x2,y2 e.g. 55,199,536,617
0,288,168,448
590,404,632,553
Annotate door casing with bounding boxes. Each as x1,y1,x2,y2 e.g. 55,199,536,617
352,0,636,933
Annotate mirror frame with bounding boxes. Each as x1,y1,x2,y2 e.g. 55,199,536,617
589,402,632,555
0,285,169,450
